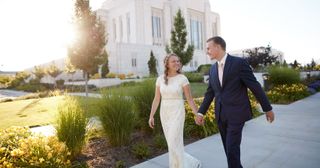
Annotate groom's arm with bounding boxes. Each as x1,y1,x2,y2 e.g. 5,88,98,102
239,59,272,112
198,70,215,116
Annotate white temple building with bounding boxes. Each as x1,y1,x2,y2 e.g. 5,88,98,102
97,0,221,76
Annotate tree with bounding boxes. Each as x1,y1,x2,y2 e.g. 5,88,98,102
282,59,288,67
310,58,316,70
68,0,107,97
244,45,279,70
8,71,30,88
32,66,45,81
148,50,158,77
65,58,77,91
100,50,109,78
65,58,76,79
166,9,194,66
46,62,62,87
291,60,300,69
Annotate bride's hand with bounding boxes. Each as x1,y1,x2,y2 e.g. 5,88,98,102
148,117,155,129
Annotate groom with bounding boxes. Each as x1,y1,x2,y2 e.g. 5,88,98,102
196,36,275,168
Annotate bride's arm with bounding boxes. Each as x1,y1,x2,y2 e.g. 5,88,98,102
183,84,198,115
149,86,161,129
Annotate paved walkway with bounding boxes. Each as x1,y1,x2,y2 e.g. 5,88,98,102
68,92,102,98
132,93,320,168
0,89,30,100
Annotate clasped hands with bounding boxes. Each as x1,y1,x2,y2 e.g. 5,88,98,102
195,114,204,126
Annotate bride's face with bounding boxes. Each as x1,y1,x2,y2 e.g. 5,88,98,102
168,56,181,72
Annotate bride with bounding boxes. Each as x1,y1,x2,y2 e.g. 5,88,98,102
149,53,202,168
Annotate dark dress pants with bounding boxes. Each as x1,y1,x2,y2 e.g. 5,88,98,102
218,114,245,168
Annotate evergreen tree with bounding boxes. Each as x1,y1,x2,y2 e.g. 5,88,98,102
166,9,194,66
68,0,107,96
310,58,316,70
282,59,288,67
100,50,109,78
148,50,158,77
291,60,300,69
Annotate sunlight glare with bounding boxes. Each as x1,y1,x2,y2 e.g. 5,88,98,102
0,0,74,71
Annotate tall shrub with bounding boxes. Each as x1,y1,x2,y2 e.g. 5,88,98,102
148,51,158,77
184,72,203,83
131,79,162,134
56,96,88,158
98,89,135,146
268,66,300,87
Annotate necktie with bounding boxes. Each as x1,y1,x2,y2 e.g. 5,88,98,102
218,62,224,86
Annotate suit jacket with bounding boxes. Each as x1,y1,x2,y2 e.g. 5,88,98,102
198,54,272,123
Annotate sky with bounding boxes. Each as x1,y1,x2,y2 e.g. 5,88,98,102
209,0,320,65
0,0,104,72
0,0,319,71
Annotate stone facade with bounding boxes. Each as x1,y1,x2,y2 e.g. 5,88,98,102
97,0,220,76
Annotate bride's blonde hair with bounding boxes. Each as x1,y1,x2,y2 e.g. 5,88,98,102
163,53,181,85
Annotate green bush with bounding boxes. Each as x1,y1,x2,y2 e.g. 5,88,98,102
56,79,65,86
0,75,12,86
131,142,150,159
184,72,203,83
131,79,162,134
197,64,211,75
16,83,47,92
268,66,300,87
56,96,88,159
29,78,41,84
64,84,97,92
153,133,167,150
7,78,25,88
106,72,117,78
119,81,137,87
115,160,126,168
98,89,135,146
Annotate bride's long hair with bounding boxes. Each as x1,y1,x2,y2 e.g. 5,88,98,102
163,53,182,85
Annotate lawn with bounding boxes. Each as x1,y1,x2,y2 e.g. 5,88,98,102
0,82,208,129
190,82,208,98
0,96,65,129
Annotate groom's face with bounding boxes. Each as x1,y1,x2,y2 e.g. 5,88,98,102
206,41,219,60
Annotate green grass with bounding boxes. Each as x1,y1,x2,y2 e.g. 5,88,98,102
0,96,65,129
0,82,208,129
74,96,101,117
190,82,208,98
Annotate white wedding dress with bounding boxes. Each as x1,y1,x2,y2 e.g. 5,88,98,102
156,74,202,168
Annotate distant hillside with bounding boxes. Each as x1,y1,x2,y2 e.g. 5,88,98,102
0,71,16,76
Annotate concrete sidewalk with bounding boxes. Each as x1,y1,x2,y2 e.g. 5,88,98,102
132,93,320,168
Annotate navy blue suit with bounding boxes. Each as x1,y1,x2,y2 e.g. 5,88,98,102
198,55,272,168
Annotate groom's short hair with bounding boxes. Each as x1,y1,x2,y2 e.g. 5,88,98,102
207,36,226,51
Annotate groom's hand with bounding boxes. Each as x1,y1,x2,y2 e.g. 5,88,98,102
266,111,275,123
195,113,204,125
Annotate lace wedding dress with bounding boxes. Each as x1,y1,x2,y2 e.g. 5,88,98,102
156,74,202,168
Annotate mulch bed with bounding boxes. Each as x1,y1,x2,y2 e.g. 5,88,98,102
76,131,200,168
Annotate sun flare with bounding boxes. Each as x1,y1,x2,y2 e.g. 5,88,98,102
0,0,75,71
